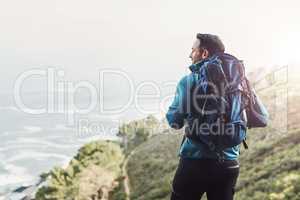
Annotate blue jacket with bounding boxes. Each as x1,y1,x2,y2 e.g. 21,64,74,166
166,56,240,160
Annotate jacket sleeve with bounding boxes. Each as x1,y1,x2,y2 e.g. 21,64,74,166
166,75,191,129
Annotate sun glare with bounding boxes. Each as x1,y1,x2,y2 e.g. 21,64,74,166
277,32,300,65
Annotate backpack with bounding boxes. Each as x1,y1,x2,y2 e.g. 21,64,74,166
185,53,269,156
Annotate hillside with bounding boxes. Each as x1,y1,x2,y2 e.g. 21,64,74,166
33,107,300,200
124,126,300,200
126,133,181,200
33,113,300,200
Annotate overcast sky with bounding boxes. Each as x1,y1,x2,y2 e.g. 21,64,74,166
1,0,299,97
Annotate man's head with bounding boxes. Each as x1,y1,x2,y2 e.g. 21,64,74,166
189,33,225,64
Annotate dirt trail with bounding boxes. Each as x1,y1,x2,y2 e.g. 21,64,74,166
122,149,136,200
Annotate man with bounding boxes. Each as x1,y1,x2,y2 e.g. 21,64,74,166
166,33,240,200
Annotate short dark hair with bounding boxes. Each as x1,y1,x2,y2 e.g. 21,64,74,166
196,33,225,55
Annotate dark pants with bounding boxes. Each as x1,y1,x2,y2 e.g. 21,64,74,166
170,157,240,200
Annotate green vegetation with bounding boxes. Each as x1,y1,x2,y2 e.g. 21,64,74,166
35,141,124,200
36,115,300,200
118,115,161,154
35,114,300,200
126,134,181,200
235,128,300,200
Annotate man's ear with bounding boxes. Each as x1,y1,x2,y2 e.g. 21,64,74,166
202,49,209,59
